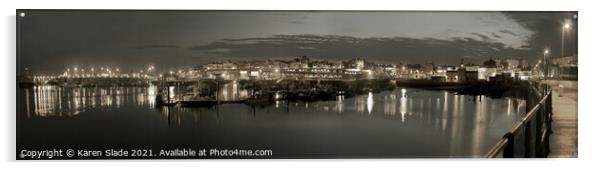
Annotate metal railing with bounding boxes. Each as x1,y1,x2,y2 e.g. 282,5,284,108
485,82,553,158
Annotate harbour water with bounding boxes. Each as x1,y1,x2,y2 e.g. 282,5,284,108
17,83,526,158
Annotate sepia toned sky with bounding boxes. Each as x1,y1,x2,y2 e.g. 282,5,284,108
17,10,577,74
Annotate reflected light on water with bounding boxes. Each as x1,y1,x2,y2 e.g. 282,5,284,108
335,95,344,113
394,88,407,122
384,93,396,116
116,88,123,108
366,92,374,114
400,93,407,123
26,85,158,118
449,93,461,156
442,91,448,131
471,96,487,156
20,85,528,157
355,96,365,113
147,86,156,108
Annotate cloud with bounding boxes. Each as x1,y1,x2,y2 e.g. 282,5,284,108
470,33,492,41
499,30,518,36
18,11,574,74
205,48,232,53
190,34,531,64
135,45,179,49
490,33,501,38
503,12,577,57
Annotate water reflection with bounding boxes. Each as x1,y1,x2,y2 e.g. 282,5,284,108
367,92,374,114
23,85,157,118
19,84,526,157
400,90,408,122
335,95,344,113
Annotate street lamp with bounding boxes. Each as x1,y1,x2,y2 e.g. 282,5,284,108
561,22,571,58
543,49,549,80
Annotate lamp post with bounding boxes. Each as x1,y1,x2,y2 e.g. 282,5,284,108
543,49,549,80
561,23,570,58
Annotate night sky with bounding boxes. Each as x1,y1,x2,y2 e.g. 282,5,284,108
17,10,577,74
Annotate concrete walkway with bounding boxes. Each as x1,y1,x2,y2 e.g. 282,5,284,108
545,80,578,158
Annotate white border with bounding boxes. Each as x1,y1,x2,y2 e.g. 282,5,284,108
2,0,598,170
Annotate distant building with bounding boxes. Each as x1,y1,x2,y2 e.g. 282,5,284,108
478,67,497,80
421,62,434,76
489,72,515,82
445,67,478,82
291,56,310,68
465,70,479,81
502,59,520,70
446,70,459,82
342,58,366,70
519,59,529,70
